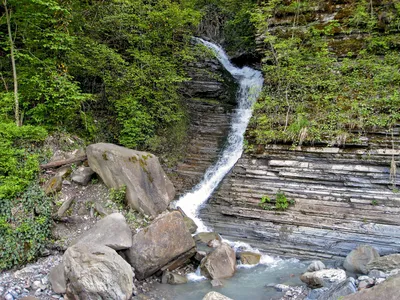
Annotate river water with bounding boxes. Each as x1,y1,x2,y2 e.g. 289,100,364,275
167,39,307,299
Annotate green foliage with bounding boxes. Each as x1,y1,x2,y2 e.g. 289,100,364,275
258,191,294,211
0,184,52,270
371,200,379,206
195,0,258,54
0,122,47,199
248,0,400,147
109,186,127,208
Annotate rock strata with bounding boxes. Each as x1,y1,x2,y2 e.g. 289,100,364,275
199,139,400,259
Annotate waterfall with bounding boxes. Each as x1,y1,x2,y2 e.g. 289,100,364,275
174,38,264,232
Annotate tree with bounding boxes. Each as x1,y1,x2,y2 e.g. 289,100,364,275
2,0,19,126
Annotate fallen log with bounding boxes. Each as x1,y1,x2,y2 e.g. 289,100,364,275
40,155,87,169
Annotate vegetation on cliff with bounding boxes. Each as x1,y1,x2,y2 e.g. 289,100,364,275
247,0,400,148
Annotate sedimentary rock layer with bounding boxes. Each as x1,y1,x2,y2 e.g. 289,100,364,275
199,130,400,259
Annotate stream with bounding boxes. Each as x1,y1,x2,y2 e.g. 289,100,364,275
166,38,308,299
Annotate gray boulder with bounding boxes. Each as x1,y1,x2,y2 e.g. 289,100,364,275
308,278,357,300
64,243,133,300
71,166,94,186
71,213,132,250
200,243,236,279
300,269,346,288
87,143,175,217
203,291,233,300
366,254,400,273
124,211,195,280
307,260,326,272
343,245,379,274
49,263,66,294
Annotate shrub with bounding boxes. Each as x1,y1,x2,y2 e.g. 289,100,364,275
0,184,52,270
259,191,295,211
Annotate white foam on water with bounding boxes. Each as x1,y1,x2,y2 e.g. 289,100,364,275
174,38,263,232
174,38,288,271
187,267,207,282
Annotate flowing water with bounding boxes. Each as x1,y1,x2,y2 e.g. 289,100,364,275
174,38,264,232
165,39,307,299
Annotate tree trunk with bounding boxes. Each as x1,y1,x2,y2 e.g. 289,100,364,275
3,0,20,126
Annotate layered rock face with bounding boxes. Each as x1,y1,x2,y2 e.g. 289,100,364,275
199,130,400,259
173,53,237,193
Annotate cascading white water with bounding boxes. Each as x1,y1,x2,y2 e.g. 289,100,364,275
174,38,263,232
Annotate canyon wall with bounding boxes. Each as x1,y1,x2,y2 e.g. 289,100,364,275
199,130,400,259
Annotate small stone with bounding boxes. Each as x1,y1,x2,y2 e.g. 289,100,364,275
358,278,374,290
274,284,290,292
307,260,326,272
5,294,14,300
368,269,387,278
31,281,42,290
34,289,42,297
375,278,385,284
63,180,71,185
357,275,370,281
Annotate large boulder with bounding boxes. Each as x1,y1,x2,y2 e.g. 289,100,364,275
343,245,380,274
366,254,400,273
203,292,233,300
64,243,133,300
124,211,196,280
71,213,132,250
200,243,236,279
300,269,346,288
87,143,175,216
343,274,400,300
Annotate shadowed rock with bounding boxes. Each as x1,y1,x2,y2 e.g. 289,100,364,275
124,211,195,280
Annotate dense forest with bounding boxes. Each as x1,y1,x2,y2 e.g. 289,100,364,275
1,0,399,270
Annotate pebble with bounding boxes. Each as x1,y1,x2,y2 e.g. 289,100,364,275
5,294,14,300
